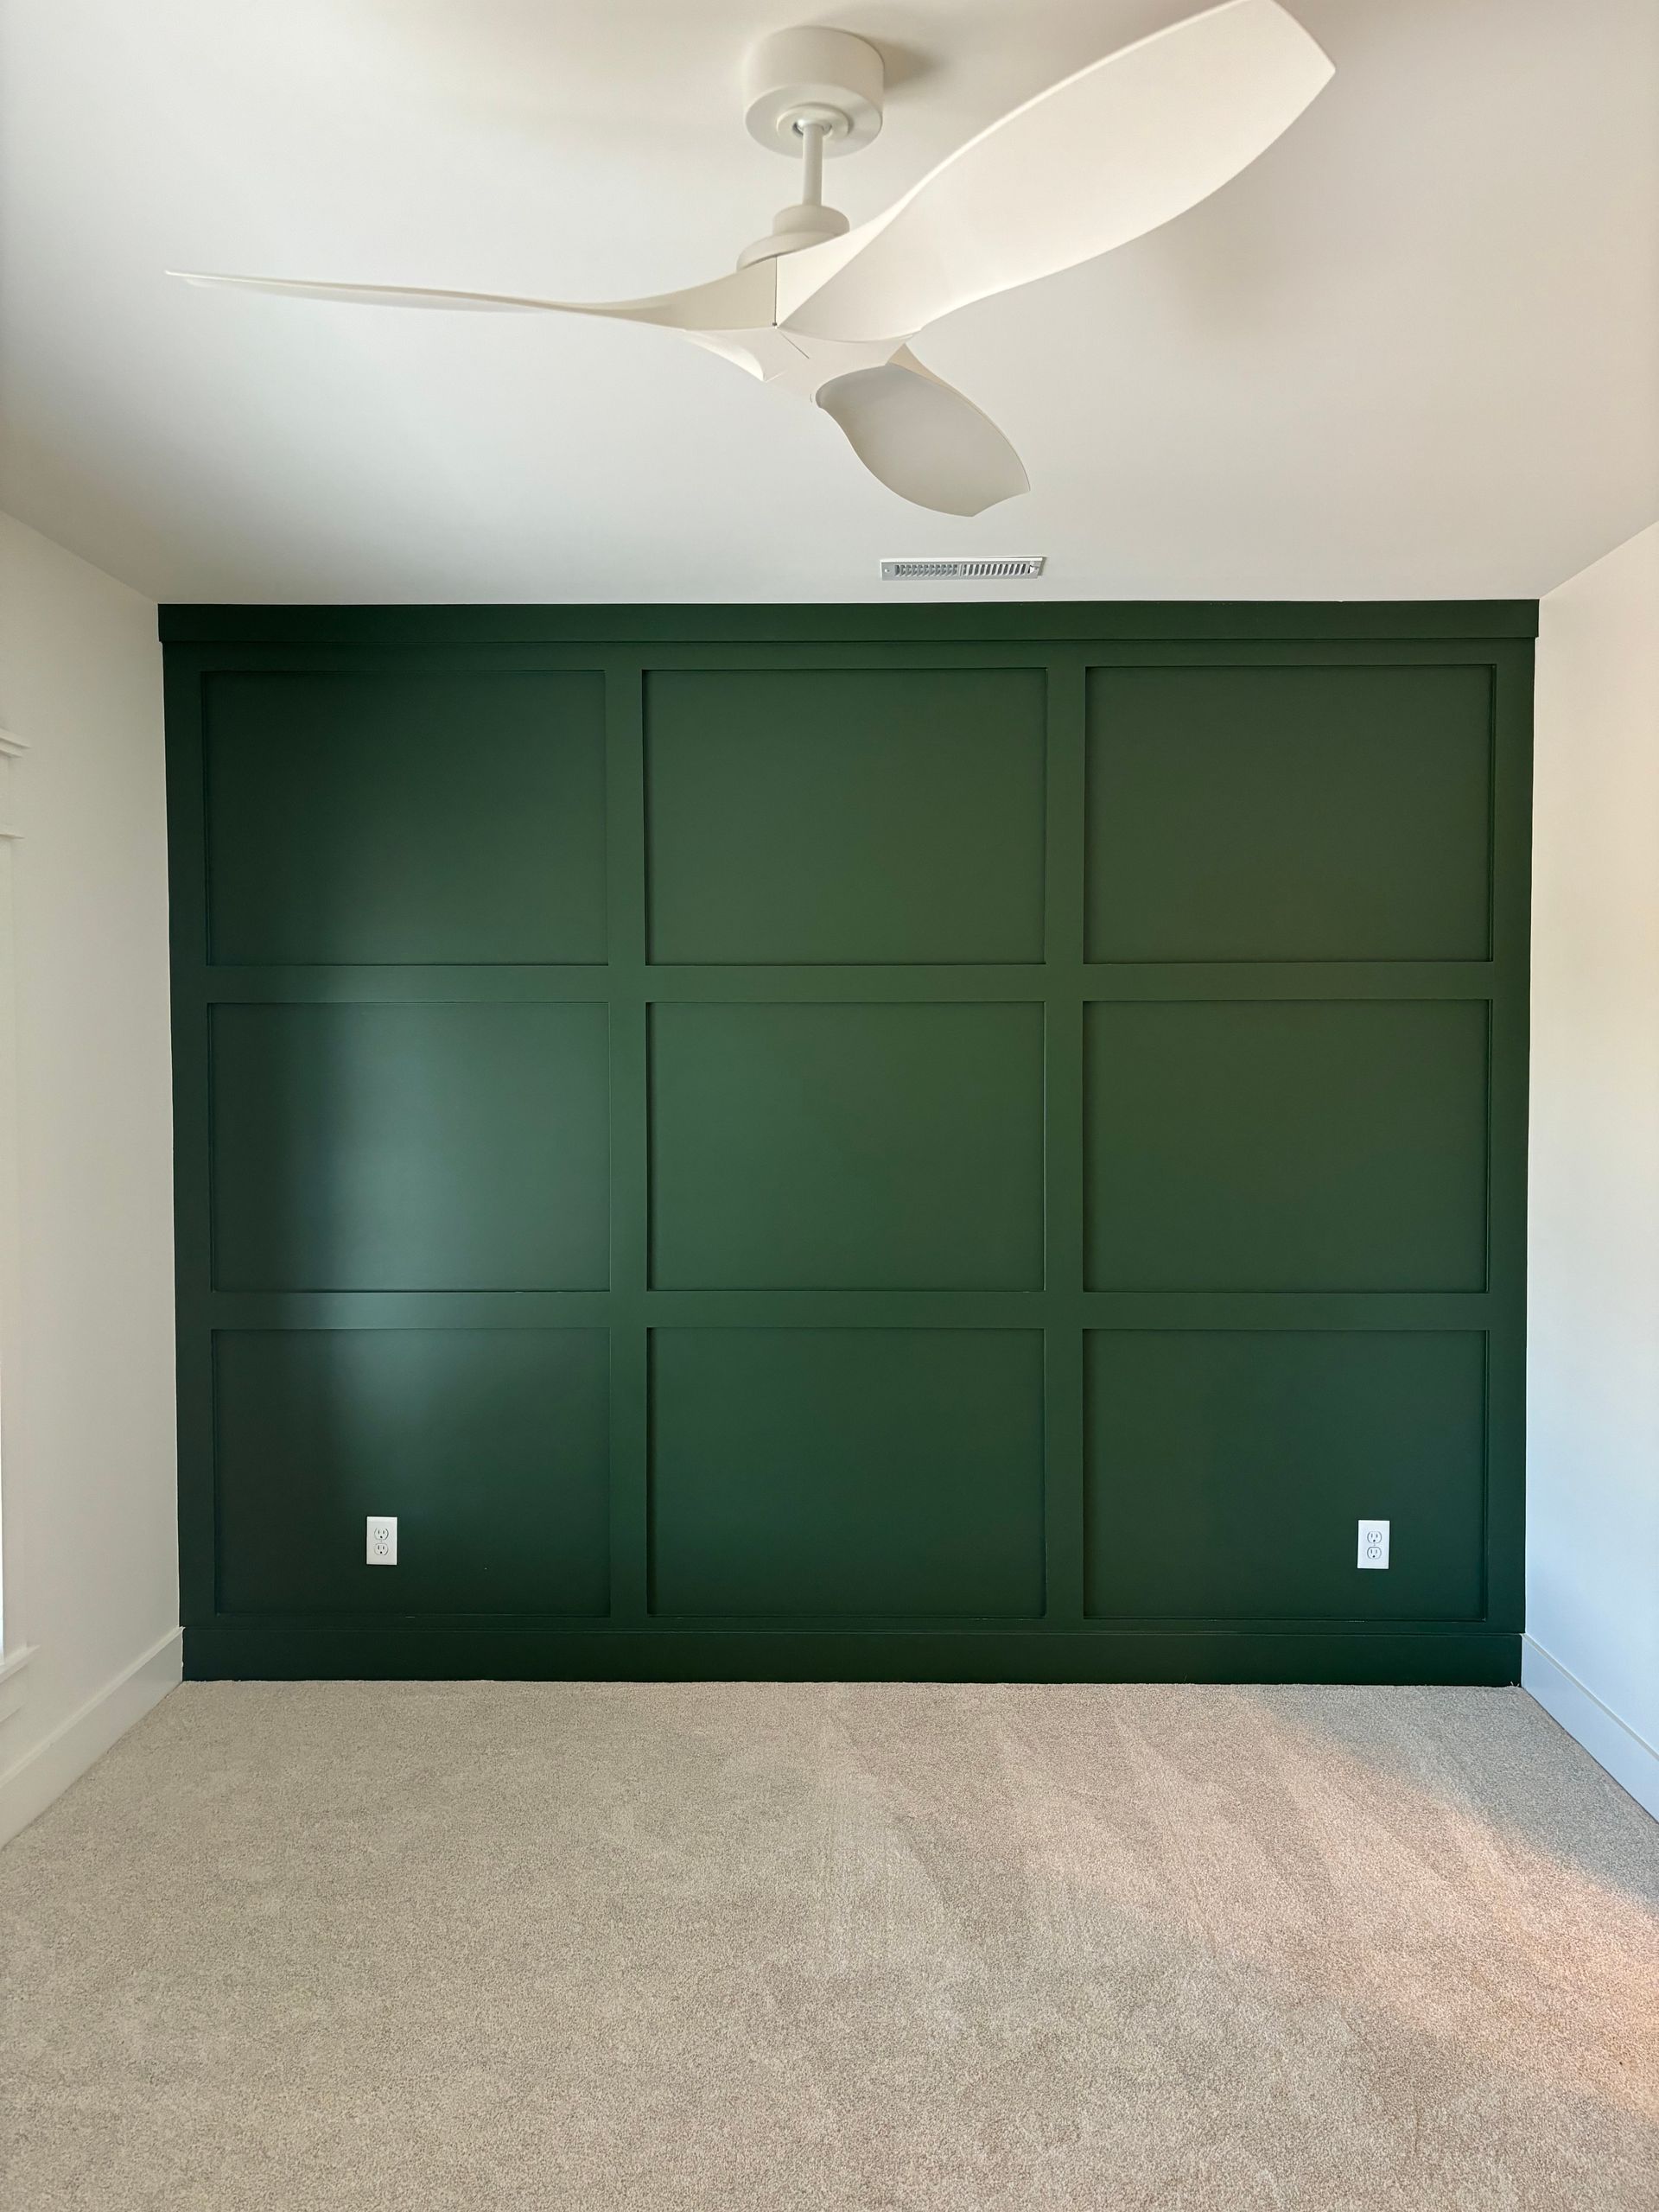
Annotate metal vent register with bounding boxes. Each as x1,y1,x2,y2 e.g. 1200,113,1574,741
880,557,1046,581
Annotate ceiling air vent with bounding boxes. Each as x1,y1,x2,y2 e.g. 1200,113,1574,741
880,556,1046,582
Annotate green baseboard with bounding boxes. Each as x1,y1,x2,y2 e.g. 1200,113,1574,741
184,1624,1521,1687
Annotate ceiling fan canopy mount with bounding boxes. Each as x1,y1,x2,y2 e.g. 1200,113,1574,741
736,28,885,267
741,26,886,158
169,3,1334,517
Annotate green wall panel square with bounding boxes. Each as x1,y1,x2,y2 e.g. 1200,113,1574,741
645,668,1046,962
205,670,607,963
1085,1331,1486,1621
650,1329,1045,1618
215,1329,608,1615
212,1002,609,1289
650,1001,1044,1289
1085,665,1492,961
1085,1000,1488,1291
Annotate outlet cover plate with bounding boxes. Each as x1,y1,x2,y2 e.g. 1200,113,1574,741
1357,1518,1390,1570
366,1515,397,1567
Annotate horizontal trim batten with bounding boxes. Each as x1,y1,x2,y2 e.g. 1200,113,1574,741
192,963,1503,1006
1076,1293,1491,1327
194,1292,1489,1331
185,1623,1521,1686
1080,962,1498,999
159,601,1541,647
201,965,615,1002
205,1293,620,1330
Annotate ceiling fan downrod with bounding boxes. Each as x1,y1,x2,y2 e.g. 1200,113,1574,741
735,28,885,269
796,114,828,209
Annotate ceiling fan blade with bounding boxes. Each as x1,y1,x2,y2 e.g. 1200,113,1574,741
168,264,775,332
815,348,1028,515
170,273,545,312
776,0,1332,343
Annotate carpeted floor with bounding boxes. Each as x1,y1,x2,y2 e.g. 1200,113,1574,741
1,1683,1655,2210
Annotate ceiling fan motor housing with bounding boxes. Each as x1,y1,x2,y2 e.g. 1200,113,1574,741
736,200,851,267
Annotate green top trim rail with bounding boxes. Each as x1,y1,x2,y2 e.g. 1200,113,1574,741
159,601,1541,647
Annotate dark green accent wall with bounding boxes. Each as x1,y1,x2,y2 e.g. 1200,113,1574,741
163,601,1535,1683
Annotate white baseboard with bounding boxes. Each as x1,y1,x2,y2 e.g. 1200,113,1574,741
1522,1635,1659,1822
0,1625,182,1851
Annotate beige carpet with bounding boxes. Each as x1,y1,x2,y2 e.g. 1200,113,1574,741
1,1682,1655,2210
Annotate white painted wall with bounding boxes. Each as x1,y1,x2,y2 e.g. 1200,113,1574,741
1526,520,1659,1820
0,512,180,1849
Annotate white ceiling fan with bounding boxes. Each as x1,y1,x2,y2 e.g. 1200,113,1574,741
171,0,1333,518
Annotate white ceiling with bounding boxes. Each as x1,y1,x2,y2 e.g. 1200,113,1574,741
2,0,1656,604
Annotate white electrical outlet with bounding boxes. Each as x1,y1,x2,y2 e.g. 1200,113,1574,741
1357,1518,1390,1570
366,1515,397,1567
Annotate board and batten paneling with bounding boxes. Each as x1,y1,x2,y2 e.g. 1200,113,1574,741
162,602,1535,1682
